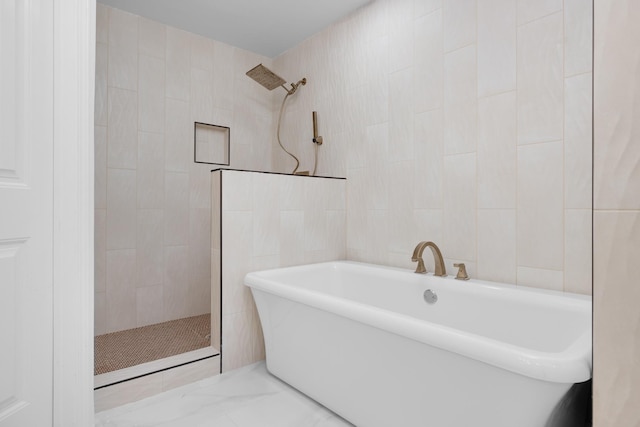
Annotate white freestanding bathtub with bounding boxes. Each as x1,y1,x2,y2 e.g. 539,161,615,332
244,261,592,427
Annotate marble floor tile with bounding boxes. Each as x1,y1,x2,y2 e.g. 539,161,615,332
95,362,353,427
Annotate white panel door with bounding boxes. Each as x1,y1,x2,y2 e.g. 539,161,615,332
0,0,54,426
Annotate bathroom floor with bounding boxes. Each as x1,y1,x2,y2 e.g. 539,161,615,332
95,314,211,375
95,361,353,427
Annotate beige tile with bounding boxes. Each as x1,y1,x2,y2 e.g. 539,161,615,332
221,307,264,372
137,132,164,209
442,153,476,262
477,0,516,97
222,171,253,211
516,266,563,291
136,209,164,287
364,123,389,210
190,67,214,123
106,249,137,333
443,0,476,52
388,12,414,73
106,168,137,250
444,45,477,155
138,17,165,59
564,209,592,295
108,7,138,50
252,174,280,257
477,209,517,284
165,27,191,101
388,68,415,162
95,42,108,127
94,125,107,209
415,0,442,17
95,209,107,293
94,371,163,413
516,0,562,25
164,98,191,173
326,210,347,261
517,141,563,270
138,55,165,133
189,164,213,210
477,91,517,209
594,2,640,210
414,109,443,209
222,211,253,315
163,245,190,321
164,172,189,246
212,41,235,110
593,210,640,426
190,34,214,72
136,284,164,327
413,9,443,113
96,3,109,45
388,161,416,253
107,87,137,170
564,73,592,210
108,44,138,91
517,12,563,145
279,210,305,267
162,357,220,391
564,0,592,77
94,291,106,336
188,208,212,315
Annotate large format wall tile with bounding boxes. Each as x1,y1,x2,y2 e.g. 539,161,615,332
564,73,592,210
443,0,476,52
107,87,138,170
594,0,640,210
444,45,477,155
273,0,591,295
477,0,516,98
106,168,137,250
477,91,517,209
517,12,563,145
517,141,563,271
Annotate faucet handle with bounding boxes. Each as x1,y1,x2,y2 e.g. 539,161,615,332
453,263,469,280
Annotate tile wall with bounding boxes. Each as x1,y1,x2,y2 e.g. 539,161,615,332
94,5,276,335
593,0,640,424
273,0,593,294
213,170,346,372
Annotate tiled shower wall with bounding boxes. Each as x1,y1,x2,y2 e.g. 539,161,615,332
593,0,640,424
212,170,346,372
94,5,275,335
273,0,593,294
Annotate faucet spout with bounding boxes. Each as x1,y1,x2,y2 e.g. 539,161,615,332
411,241,446,276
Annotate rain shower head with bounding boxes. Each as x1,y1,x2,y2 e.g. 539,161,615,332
246,64,287,91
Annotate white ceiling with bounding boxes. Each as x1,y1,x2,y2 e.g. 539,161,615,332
98,0,372,58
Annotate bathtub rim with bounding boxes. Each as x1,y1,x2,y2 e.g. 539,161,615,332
244,260,592,384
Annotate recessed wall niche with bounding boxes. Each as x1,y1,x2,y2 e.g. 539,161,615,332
194,122,230,166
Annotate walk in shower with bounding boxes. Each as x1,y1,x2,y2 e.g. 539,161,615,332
93,4,220,390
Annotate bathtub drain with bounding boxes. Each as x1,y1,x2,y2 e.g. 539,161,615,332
423,289,438,304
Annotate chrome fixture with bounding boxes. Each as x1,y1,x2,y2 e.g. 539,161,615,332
454,263,469,280
411,241,446,276
246,64,309,175
423,289,438,304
